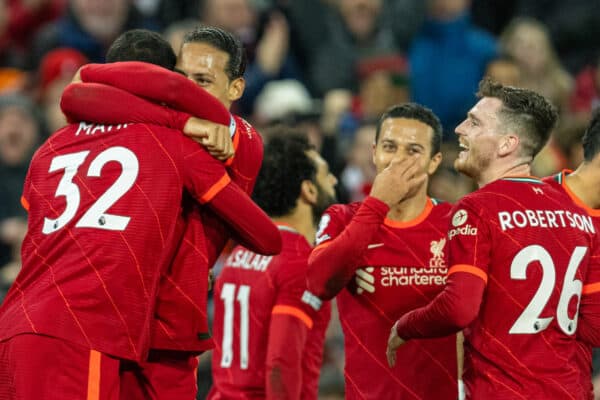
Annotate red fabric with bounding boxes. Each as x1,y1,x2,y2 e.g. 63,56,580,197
307,196,389,300
311,198,459,400
60,79,271,353
6,0,65,48
80,62,230,126
209,229,330,399
397,178,597,400
119,350,199,400
40,48,88,92
61,83,191,129
0,334,120,400
569,67,599,113
543,171,600,400
0,121,269,361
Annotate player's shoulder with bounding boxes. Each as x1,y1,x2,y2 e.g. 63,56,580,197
323,201,361,220
233,115,262,141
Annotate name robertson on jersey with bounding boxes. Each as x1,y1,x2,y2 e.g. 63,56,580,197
75,122,129,136
225,249,273,272
498,209,595,233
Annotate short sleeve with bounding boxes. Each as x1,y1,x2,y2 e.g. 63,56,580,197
273,258,318,329
447,198,492,284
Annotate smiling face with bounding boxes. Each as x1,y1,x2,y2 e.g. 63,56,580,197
373,117,441,178
454,97,505,180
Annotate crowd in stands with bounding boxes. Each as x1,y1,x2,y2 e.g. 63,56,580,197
1,0,600,397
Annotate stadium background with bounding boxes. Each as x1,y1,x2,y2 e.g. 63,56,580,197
0,0,598,398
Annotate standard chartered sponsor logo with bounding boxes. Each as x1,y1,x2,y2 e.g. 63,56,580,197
354,238,448,294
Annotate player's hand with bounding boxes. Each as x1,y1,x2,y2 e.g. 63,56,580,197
183,117,234,161
386,321,406,367
370,155,427,208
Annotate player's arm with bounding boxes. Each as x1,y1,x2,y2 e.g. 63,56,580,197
307,197,388,300
267,259,319,399
576,238,600,346
307,156,427,300
79,61,230,125
184,146,281,255
395,203,491,338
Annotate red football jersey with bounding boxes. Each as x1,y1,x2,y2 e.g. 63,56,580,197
60,74,267,351
209,227,331,399
153,115,264,351
446,177,597,399
544,170,600,400
316,198,459,400
0,122,232,361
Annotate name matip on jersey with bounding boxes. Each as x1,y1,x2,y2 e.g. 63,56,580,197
209,227,330,399
0,121,229,361
448,177,599,399
316,198,459,400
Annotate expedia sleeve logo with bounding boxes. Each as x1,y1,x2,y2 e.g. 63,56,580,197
449,209,477,239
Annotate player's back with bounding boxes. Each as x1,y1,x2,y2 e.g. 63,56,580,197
320,199,459,400
210,227,328,399
0,121,212,361
456,177,596,399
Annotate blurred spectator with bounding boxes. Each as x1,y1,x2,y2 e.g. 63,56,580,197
0,0,66,68
200,0,303,116
410,0,497,139
499,17,576,177
0,95,45,300
355,54,410,120
339,121,377,202
470,0,517,35
516,0,600,74
163,19,198,53
29,0,157,69
484,56,521,87
499,17,572,111
153,0,198,29
308,0,400,96
570,56,600,116
36,48,88,132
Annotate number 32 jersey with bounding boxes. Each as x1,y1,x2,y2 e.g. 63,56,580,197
0,121,230,361
448,177,600,399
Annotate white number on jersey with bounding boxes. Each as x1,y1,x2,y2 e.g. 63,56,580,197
509,244,586,335
220,283,251,370
42,147,139,234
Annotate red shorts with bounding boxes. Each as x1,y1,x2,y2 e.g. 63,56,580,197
0,333,120,400
119,349,199,400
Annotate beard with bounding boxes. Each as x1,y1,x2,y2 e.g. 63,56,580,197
311,182,337,226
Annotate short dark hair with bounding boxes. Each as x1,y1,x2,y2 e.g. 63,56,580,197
253,128,316,217
106,29,177,70
477,78,558,158
182,26,246,80
375,103,443,156
582,108,600,161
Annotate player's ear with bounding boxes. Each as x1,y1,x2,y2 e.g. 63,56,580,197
227,77,245,102
427,152,442,175
300,180,318,205
498,133,520,157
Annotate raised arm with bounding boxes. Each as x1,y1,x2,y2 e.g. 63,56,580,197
79,61,230,125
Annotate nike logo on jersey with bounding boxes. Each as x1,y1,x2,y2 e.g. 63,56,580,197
367,243,384,249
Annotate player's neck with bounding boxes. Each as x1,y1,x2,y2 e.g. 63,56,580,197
271,205,316,246
386,187,429,222
478,162,531,187
567,163,600,209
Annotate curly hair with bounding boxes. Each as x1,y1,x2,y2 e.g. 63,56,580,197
477,78,558,158
106,29,176,70
252,128,316,217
